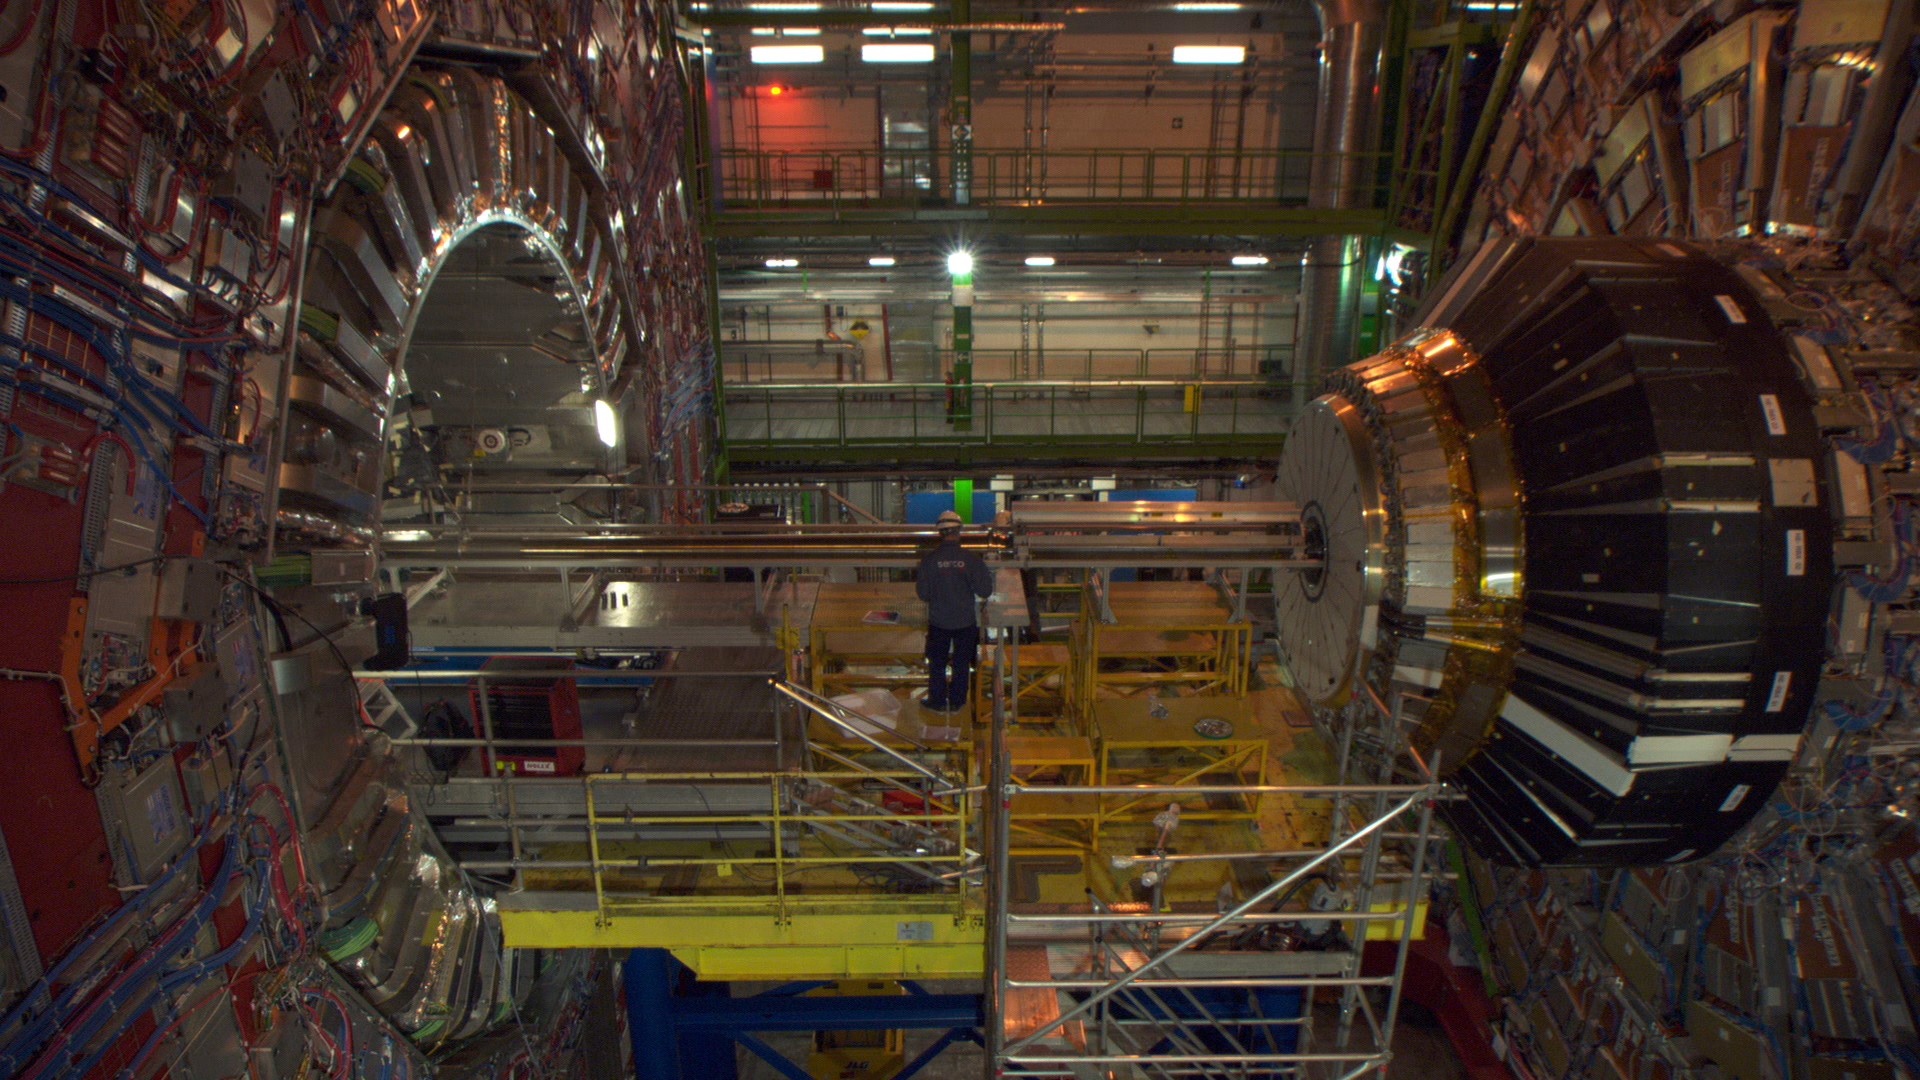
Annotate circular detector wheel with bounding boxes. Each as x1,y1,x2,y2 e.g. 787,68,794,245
1274,396,1383,705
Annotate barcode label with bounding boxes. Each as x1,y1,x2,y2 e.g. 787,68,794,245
1759,393,1786,435
1765,671,1792,712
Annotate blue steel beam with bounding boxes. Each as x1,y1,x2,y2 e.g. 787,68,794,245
672,994,983,1032
733,1032,820,1080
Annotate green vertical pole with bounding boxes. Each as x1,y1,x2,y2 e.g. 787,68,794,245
949,0,975,432
951,0,973,207
952,263,974,430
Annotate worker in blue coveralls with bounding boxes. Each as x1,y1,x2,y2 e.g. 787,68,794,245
916,509,995,713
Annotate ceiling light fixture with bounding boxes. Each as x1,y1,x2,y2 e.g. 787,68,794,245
750,26,778,34
863,25,933,34
765,257,799,267
751,43,825,62
593,400,619,447
871,1,935,8
1171,44,1247,63
1231,255,1269,266
747,1,821,9
869,256,897,266
862,42,936,61
1024,256,1056,266
783,26,822,34
1173,2,1244,8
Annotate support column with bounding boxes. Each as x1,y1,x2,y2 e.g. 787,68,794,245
627,948,681,1080
950,253,974,430
950,0,972,207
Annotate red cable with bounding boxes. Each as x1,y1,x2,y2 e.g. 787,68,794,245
80,429,139,494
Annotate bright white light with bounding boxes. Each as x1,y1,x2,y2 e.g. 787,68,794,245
863,25,933,33
748,1,820,8
862,42,936,62
869,256,897,266
1024,256,1056,266
1171,44,1246,63
765,258,799,267
751,44,825,62
385,530,431,542
783,26,821,34
947,250,973,276
593,400,619,447
1174,2,1244,8
1231,255,1269,266
750,26,778,34
871,1,934,8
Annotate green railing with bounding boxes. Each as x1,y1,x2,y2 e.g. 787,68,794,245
715,147,1389,209
723,379,1306,452
722,345,1298,386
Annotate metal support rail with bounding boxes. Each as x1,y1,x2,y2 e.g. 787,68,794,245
990,728,1445,1080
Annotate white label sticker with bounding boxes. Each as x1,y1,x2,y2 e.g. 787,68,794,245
1786,529,1806,576
1716,295,1748,323
1759,393,1786,435
1719,784,1752,813
897,920,934,941
523,759,556,774
144,784,180,840
1765,671,1792,713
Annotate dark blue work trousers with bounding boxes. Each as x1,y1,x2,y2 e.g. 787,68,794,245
923,624,980,711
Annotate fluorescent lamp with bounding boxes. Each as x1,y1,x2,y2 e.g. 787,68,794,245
748,1,820,8
947,250,973,276
765,258,798,267
593,400,619,447
862,42,936,61
751,26,778,34
871,1,934,8
863,25,933,33
1231,255,1269,266
869,256,897,266
1171,44,1246,63
783,26,821,34
1174,2,1244,7
1024,256,1056,266
751,44,824,62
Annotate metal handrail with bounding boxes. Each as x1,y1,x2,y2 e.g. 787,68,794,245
1000,789,1428,1056
715,146,1392,207
721,346,1300,386
724,380,1299,450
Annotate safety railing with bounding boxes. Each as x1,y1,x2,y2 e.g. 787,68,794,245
721,345,1299,386
715,147,1390,209
376,666,978,923
723,379,1301,452
989,774,1445,1080
382,480,878,527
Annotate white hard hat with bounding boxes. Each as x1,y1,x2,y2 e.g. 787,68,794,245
936,510,963,529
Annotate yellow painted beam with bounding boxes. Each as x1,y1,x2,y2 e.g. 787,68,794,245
498,908,987,980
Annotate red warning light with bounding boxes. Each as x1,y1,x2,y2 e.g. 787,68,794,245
768,85,785,96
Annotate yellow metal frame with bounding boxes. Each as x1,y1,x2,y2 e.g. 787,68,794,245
525,770,979,929
1071,620,1252,705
